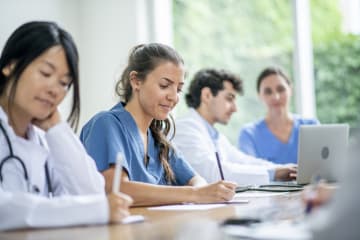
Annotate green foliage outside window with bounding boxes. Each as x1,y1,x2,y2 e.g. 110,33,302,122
173,0,360,144
314,35,360,126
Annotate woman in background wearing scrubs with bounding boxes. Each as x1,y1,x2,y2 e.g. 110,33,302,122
80,43,237,206
0,21,132,231
238,67,318,164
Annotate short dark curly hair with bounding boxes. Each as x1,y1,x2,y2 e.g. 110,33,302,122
185,68,243,108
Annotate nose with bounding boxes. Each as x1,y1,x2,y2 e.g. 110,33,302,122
166,87,178,102
231,101,237,113
272,92,280,101
47,78,64,98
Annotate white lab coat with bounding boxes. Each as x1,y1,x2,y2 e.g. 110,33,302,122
173,109,277,185
0,108,108,231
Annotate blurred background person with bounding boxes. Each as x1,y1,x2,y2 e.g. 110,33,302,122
174,68,296,186
238,66,319,164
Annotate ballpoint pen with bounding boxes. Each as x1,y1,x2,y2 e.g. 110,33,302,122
215,152,225,180
304,175,322,214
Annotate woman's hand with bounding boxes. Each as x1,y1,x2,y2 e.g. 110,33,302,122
274,165,297,181
193,180,237,203
32,109,62,131
302,183,336,209
107,192,133,223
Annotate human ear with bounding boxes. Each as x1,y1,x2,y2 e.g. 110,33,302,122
200,87,212,104
129,71,141,91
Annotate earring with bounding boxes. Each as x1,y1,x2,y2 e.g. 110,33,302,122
2,67,10,76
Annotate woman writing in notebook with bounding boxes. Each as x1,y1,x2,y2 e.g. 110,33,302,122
238,67,319,164
0,21,132,231
80,43,237,206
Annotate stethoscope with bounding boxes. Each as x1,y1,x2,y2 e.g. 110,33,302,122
0,120,53,197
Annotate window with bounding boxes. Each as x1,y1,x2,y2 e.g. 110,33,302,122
173,0,294,143
173,0,360,144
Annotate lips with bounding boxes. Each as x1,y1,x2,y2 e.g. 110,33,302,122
36,97,54,108
159,104,172,112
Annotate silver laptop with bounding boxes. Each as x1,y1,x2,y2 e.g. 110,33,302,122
296,124,349,184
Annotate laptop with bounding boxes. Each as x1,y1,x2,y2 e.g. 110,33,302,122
296,124,349,184
235,124,349,192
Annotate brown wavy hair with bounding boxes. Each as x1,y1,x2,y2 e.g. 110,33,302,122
115,43,184,184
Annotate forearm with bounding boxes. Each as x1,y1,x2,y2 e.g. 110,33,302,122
46,122,105,194
121,181,196,206
0,191,108,231
188,175,207,187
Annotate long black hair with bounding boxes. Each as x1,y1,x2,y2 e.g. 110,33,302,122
0,21,80,130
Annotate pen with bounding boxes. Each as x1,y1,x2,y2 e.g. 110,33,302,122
112,152,124,193
215,152,225,180
305,175,321,214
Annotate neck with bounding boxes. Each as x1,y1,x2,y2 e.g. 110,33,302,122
0,97,30,138
265,110,292,127
124,100,152,135
196,106,215,126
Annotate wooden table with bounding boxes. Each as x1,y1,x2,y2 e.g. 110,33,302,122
0,192,304,240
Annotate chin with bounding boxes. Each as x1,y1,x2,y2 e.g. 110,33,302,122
218,119,229,125
33,111,52,120
154,113,169,121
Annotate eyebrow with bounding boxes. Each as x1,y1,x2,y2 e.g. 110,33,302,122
162,77,184,86
42,60,56,71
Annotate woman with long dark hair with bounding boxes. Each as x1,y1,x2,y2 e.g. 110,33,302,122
81,43,236,206
0,21,132,231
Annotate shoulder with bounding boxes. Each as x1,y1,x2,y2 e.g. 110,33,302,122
176,112,206,132
240,119,265,135
83,110,121,130
80,107,128,142
292,114,319,125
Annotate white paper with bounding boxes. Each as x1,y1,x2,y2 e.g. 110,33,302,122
121,214,145,224
148,203,227,211
234,191,288,198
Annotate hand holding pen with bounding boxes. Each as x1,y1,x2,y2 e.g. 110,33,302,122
303,176,336,214
108,153,133,223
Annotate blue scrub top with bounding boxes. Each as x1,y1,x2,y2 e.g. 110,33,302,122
238,115,319,164
80,102,195,186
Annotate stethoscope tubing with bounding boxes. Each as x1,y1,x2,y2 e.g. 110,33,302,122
0,120,53,196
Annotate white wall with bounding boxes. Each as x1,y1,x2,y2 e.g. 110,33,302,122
0,0,171,130
76,0,143,128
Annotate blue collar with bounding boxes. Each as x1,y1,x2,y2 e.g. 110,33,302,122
110,102,157,160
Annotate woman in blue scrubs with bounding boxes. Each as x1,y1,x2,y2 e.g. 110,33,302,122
238,67,318,164
81,43,236,206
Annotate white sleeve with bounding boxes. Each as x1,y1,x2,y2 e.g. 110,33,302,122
221,135,276,166
174,120,270,185
0,189,108,231
45,122,105,195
